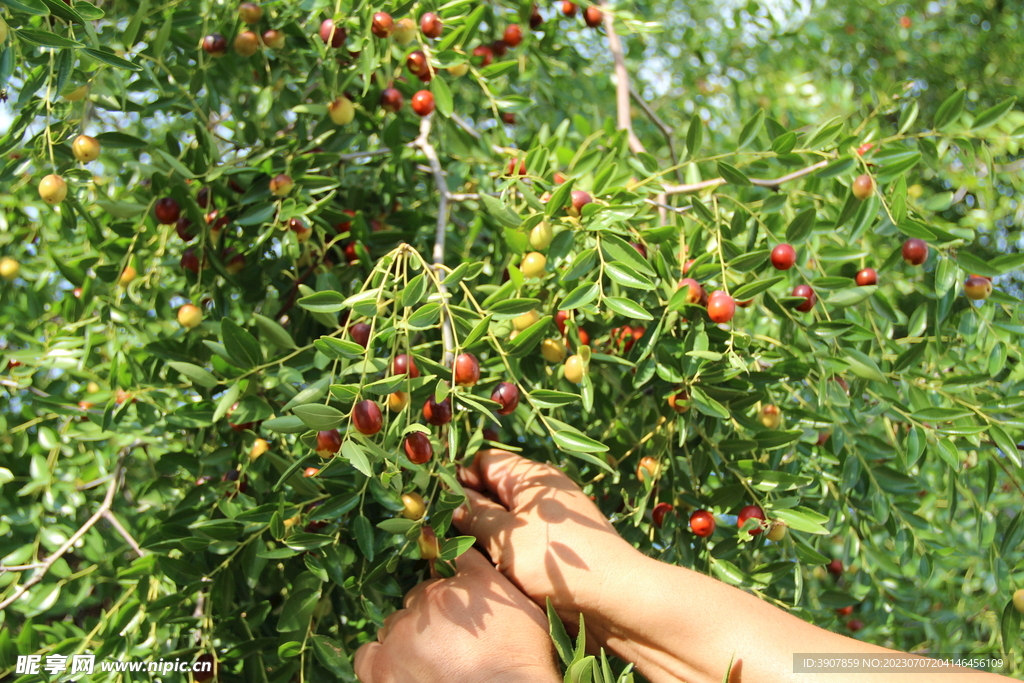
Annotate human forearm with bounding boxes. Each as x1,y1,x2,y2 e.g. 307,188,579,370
581,552,1009,683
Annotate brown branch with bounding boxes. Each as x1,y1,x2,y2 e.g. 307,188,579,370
0,443,141,611
603,8,644,155
413,115,455,365
102,510,146,558
663,159,832,195
629,85,683,182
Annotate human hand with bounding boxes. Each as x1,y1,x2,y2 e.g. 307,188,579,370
452,449,645,628
353,548,561,683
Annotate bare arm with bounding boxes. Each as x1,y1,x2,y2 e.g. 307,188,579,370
454,450,1011,683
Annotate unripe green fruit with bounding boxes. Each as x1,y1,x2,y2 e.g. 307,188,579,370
177,304,203,329
448,62,469,77
766,522,787,542
521,251,546,278
38,174,68,205
564,354,585,384
393,17,416,44
529,222,553,250
541,339,567,363
513,310,540,331
0,257,20,281
329,96,355,125
1013,589,1024,614
401,492,426,519
72,134,101,162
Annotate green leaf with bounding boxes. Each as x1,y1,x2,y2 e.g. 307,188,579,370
737,108,764,149
530,389,580,408
83,47,142,71
490,298,542,318
480,194,522,229
298,290,348,314
804,117,843,149
293,404,346,430
315,337,366,359
686,117,703,158
507,315,551,357
311,635,356,679
377,518,416,535
934,89,966,130
716,161,751,186
547,598,574,666
342,440,373,477
604,262,655,290
955,251,1002,278
253,314,297,349
94,200,148,218
408,302,441,328
0,0,49,15
168,362,219,389
276,586,321,632
285,533,335,550
221,318,263,368
546,179,576,216
600,233,655,276
771,507,830,535
430,75,453,117
263,416,307,434
439,535,475,561
281,377,331,412
16,29,84,48
352,514,374,562
990,424,1022,468
604,296,652,321
561,283,600,310
825,286,875,307
732,276,784,301
236,203,276,226
690,387,730,419
970,97,1017,131
785,208,816,244
548,424,609,453
154,148,196,178
843,349,886,382
897,100,919,135
95,132,147,148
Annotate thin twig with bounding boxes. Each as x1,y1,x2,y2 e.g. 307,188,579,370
0,443,141,611
629,85,682,182
338,148,396,162
413,115,455,365
662,159,832,195
102,510,147,558
0,563,46,573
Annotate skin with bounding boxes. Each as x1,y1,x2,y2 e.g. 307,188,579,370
354,549,560,683
446,449,1010,683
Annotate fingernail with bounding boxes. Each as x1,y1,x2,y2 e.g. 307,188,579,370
452,503,467,525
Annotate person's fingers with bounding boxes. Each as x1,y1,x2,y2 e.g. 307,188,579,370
377,609,406,642
456,463,483,491
402,578,440,609
472,449,577,509
453,547,502,576
452,489,515,564
354,642,382,683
